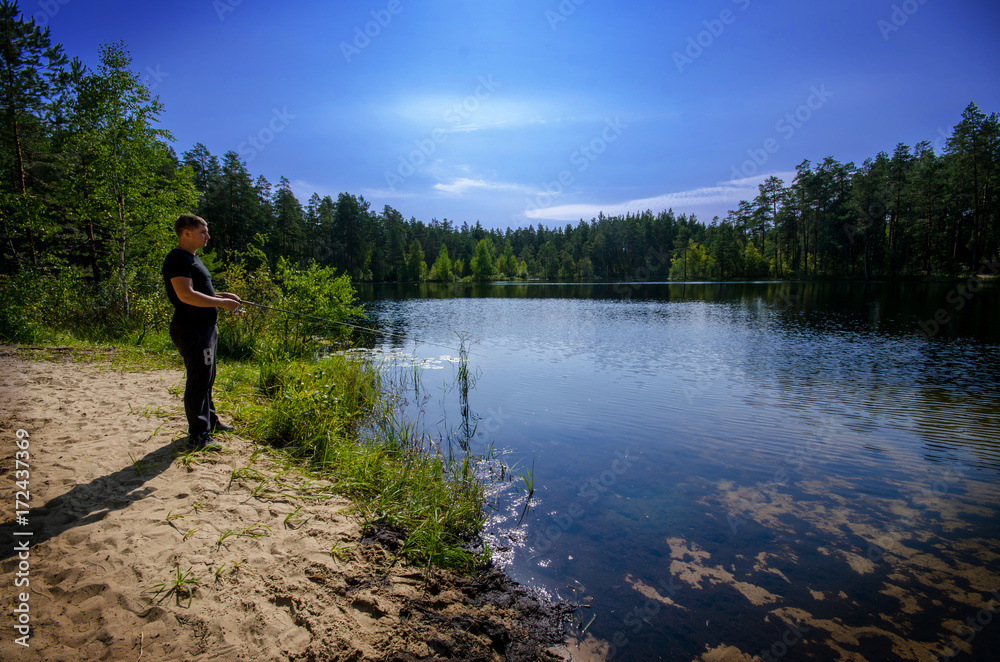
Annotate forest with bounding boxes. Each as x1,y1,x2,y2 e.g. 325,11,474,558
2,1,999,344
171,105,1000,284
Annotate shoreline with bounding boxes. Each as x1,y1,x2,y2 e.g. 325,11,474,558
0,346,596,661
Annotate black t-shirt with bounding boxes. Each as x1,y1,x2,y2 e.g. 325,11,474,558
162,247,218,327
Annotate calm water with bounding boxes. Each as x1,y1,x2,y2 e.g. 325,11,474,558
356,281,1000,662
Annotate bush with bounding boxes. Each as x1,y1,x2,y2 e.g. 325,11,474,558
215,242,365,360
0,268,84,343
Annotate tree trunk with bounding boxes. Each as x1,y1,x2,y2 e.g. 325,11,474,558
86,220,101,282
12,114,25,195
118,192,129,320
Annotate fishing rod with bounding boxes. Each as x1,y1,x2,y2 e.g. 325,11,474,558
241,300,385,335
239,300,469,355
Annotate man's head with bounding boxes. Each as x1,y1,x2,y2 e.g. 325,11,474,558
175,214,210,253
175,214,207,236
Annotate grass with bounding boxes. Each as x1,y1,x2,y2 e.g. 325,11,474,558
177,448,206,471
128,452,151,476
515,454,536,525
146,565,200,608
330,542,353,562
216,529,236,548
518,454,536,498
215,524,271,549
284,506,305,528
237,524,271,539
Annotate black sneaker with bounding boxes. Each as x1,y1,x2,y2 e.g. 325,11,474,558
212,421,235,433
190,433,224,451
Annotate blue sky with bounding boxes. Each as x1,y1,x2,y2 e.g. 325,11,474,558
39,0,1000,230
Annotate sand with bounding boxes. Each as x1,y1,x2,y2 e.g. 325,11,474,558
0,346,579,661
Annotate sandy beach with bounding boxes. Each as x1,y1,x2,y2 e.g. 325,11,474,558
0,346,588,661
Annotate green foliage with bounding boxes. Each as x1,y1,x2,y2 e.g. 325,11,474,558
741,242,767,280
237,356,487,570
405,239,426,281
146,565,200,608
428,244,452,282
0,268,82,342
63,41,197,317
668,239,715,281
0,2,79,271
213,240,364,360
470,238,496,280
250,357,379,460
271,258,364,355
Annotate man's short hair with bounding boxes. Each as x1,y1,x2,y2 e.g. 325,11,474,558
175,214,206,236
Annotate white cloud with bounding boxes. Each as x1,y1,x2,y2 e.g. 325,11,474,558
524,171,797,222
433,177,534,196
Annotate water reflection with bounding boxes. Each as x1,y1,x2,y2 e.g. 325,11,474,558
357,281,1000,661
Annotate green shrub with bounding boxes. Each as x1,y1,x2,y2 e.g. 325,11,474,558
0,268,83,343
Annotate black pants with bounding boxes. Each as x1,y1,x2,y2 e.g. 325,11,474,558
169,323,220,438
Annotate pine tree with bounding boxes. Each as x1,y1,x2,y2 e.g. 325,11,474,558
0,0,79,268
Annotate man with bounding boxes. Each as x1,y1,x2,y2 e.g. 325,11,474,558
162,214,242,450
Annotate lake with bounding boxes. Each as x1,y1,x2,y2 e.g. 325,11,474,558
355,280,1000,661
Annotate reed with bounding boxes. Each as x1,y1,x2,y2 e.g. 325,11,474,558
217,353,491,570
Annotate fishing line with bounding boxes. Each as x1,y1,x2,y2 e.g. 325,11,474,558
239,300,469,356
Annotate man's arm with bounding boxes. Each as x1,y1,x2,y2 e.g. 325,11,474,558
170,277,242,312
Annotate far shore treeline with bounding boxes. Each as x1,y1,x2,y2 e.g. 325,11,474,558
1,1,998,345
